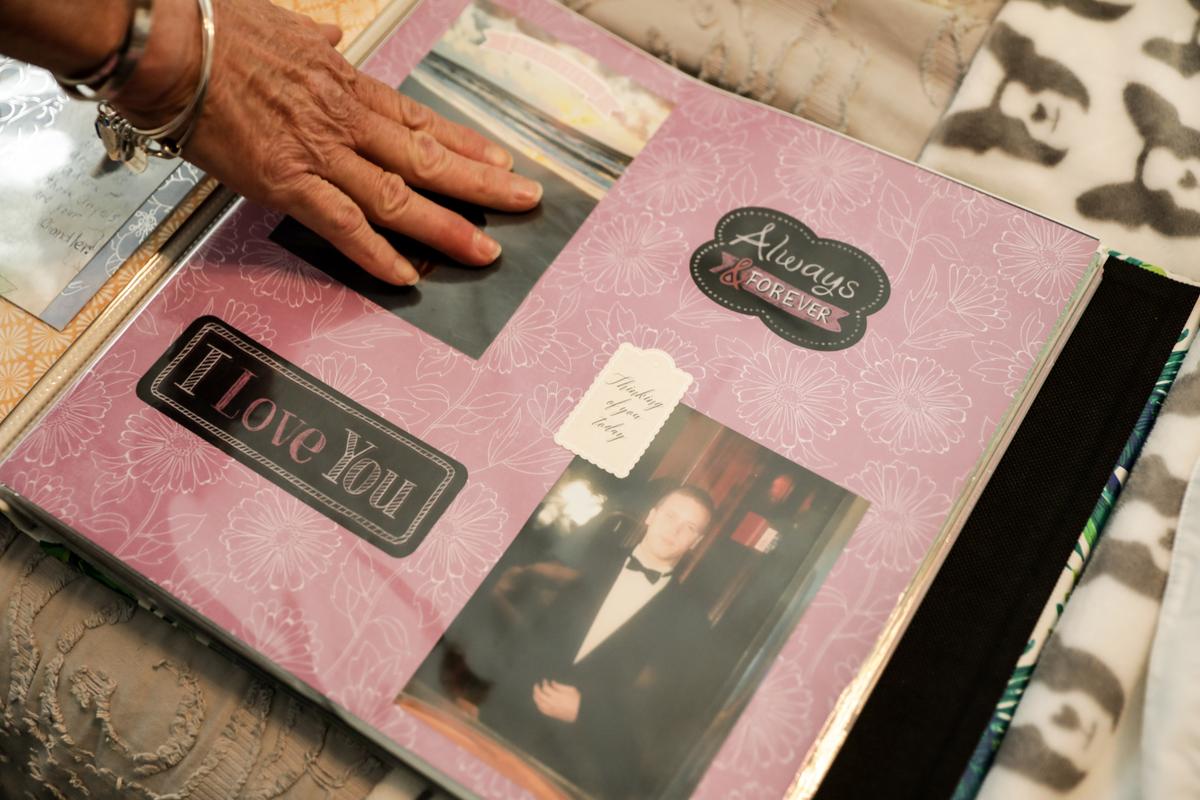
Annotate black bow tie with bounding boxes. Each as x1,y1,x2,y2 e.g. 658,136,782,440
625,554,670,585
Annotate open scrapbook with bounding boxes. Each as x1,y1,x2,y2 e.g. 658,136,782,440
1,1,1198,798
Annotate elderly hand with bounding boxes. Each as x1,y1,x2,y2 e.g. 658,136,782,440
115,0,543,285
532,679,582,724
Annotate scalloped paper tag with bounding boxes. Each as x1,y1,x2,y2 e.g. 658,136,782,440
554,343,693,478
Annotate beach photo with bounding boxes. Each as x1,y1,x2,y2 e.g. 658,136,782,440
272,0,673,358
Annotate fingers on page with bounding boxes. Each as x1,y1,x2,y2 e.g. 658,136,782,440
327,150,502,266
356,113,541,211
355,75,514,169
286,173,419,285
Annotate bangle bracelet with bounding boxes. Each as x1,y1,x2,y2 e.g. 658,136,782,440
55,0,154,101
94,0,215,172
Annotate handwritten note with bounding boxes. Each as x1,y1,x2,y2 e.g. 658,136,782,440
0,70,175,321
555,343,692,478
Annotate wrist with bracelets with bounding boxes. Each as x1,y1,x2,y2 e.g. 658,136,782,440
54,0,215,173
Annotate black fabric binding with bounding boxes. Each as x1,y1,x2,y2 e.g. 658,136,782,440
816,257,1200,800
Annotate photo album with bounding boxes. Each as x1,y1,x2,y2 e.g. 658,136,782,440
3,0,1164,797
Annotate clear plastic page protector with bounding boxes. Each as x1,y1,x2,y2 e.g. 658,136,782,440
0,1,1101,797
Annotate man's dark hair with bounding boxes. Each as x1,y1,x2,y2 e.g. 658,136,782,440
653,484,716,520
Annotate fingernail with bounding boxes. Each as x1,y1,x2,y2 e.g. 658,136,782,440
394,256,419,285
513,176,542,206
485,144,513,169
474,229,501,262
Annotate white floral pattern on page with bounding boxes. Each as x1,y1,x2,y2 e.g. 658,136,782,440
682,82,769,129
239,221,331,309
486,404,574,477
585,303,705,383
915,170,1003,238
21,349,137,467
455,750,532,800
204,298,277,346
970,312,1049,397
7,468,78,520
328,640,409,729
853,342,971,455
20,377,109,466
118,512,207,567
376,707,420,751
242,600,323,675
333,542,388,629
995,215,1095,304
715,649,813,774
118,408,230,494
624,137,730,215
771,125,882,219
221,489,339,592
406,484,508,621
947,264,1011,331
578,212,687,297
901,263,1012,352
847,461,952,570
303,351,422,420
486,294,589,375
667,279,743,330
527,381,581,435
160,549,226,616
713,335,848,456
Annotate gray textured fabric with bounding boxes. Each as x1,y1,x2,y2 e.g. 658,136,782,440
563,0,1005,159
920,0,1200,279
0,519,394,799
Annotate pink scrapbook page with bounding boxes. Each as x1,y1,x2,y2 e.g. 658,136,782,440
0,1,1101,797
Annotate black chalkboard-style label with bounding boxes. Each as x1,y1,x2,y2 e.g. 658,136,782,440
136,317,465,557
690,207,890,351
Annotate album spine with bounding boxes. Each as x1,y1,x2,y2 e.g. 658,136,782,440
790,249,1106,798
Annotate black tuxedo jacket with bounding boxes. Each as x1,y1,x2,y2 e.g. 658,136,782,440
478,543,715,798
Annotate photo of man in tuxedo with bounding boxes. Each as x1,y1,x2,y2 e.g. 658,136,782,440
401,405,869,799
474,485,718,797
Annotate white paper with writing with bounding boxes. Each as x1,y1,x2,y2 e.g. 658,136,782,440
0,60,178,323
554,343,693,478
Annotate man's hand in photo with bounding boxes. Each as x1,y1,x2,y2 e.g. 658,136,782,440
532,679,581,724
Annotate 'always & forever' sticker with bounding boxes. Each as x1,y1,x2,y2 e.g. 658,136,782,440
690,207,890,351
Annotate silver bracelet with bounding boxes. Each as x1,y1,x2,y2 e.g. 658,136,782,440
94,0,215,172
55,0,154,101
